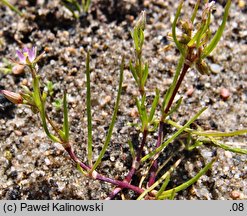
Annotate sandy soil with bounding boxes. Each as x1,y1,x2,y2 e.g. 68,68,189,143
0,0,246,200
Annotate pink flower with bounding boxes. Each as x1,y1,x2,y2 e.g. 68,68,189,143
16,47,37,64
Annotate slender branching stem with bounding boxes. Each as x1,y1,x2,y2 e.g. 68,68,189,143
163,63,190,116
106,129,149,199
148,47,195,187
64,145,145,195
148,121,164,187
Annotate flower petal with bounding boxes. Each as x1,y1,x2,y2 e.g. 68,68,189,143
28,47,36,62
22,47,29,53
16,50,26,64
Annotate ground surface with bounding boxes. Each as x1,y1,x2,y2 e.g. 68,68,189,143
0,0,246,200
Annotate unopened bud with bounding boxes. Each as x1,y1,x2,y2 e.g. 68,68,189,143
135,11,146,31
12,64,25,75
0,90,23,104
195,60,210,75
181,20,193,35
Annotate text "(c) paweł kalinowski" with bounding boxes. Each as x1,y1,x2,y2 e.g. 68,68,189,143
20,202,104,212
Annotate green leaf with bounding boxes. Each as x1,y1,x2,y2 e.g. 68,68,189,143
158,158,215,199
32,76,42,111
167,97,183,116
141,94,148,126
168,189,176,200
129,60,139,84
190,0,200,24
127,140,136,159
0,0,23,16
63,91,69,143
162,54,185,116
86,51,93,166
202,0,231,58
148,88,160,122
137,157,182,200
209,137,247,155
156,174,170,199
141,107,207,162
135,95,148,131
92,56,124,171
141,63,149,88
76,163,88,176
172,0,185,55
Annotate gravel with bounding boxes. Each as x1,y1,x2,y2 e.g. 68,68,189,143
0,0,246,200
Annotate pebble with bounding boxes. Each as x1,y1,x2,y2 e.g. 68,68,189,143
14,130,22,136
44,158,51,166
224,151,232,158
101,95,111,106
230,190,240,200
238,0,245,9
130,108,138,118
220,88,230,100
186,86,194,97
20,79,28,86
210,63,222,74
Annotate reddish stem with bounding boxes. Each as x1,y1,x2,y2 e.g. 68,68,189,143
147,62,191,187
64,145,144,195
106,129,148,199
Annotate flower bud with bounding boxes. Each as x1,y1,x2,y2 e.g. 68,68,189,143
195,60,210,75
181,20,193,35
0,90,23,104
134,11,146,31
12,64,25,75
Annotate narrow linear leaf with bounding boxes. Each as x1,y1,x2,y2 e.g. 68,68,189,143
202,0,231,58
162,54,185,115
33,76,42,110
142,107,207,162
167,119,247,137
190,0,200,24
141,63,149,87
156,174,170,199
63,91,69,142
76,163,88,176
86,51,93,166
141,94,148,127
127,140,136,159
1,0,23,16
172,0,185,55
137,158,183,200
92,57,124,171
167,97,183,116
209,137,247,155
129,60,139,84
158,158,215,199
168,189,176,200
148,88,160,122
